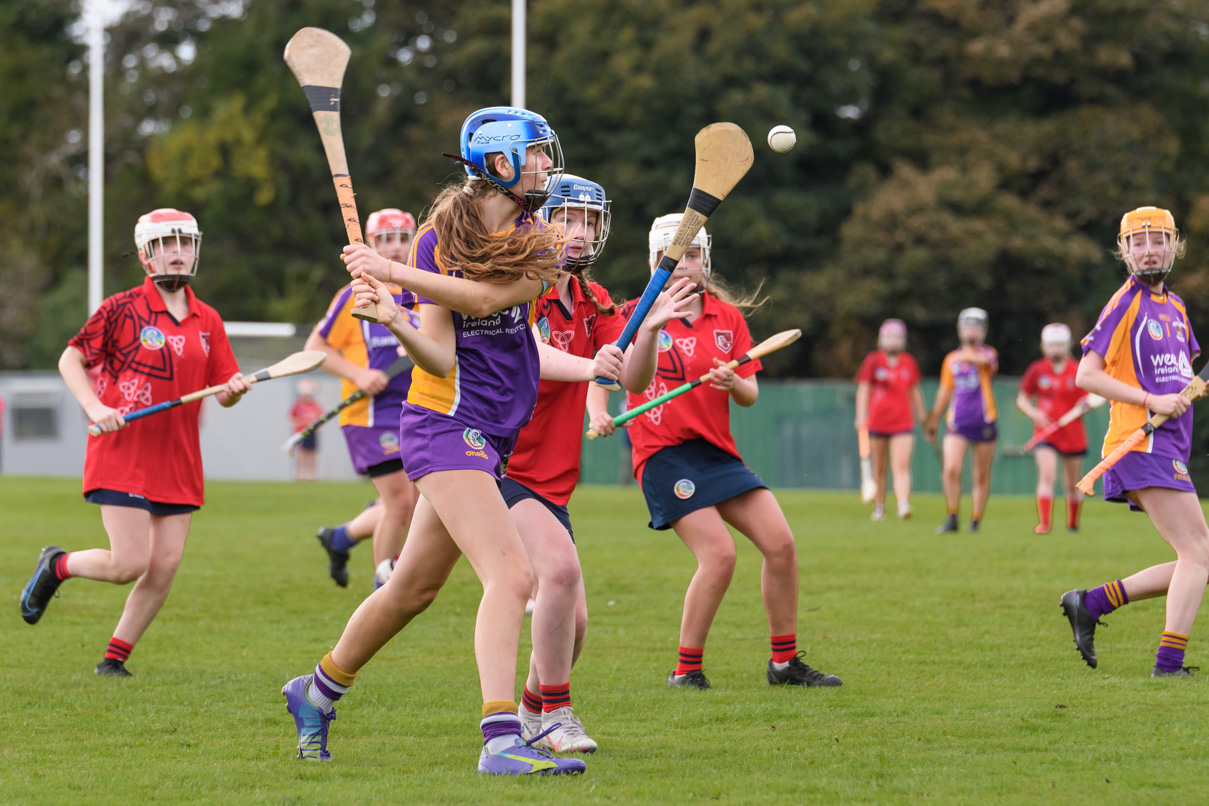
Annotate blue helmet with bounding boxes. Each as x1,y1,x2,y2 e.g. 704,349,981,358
458,106,564,212
540,174,611,272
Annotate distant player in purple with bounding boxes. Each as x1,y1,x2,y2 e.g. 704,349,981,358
280,107,622,775
924,308,999,533
1061,206,1208,678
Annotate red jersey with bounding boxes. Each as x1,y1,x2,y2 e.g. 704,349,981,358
855,351,920,434
68,277,241,506
1020,357,1087,453
622,292,760,485
506,280,625,505
290,398,325,434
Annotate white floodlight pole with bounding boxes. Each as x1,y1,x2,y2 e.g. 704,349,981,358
87,0,105,314
511,0,525,108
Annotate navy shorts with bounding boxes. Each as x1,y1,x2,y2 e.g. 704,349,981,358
85,488,199,516
500,477,574,542
297,433,318,451
869,429,914,439
640,439,766,530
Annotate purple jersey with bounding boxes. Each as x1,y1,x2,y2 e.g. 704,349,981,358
404,218,543,436
939,346,999,429
1082,277,1199,461
316,284,418,429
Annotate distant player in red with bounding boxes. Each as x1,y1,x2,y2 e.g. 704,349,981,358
20,209,251,677
506,176,695,753
624,214,842,691
289,378,325,481
855,319,925,521
1017,323,1088,534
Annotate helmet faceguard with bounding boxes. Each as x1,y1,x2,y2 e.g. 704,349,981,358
1040,322,1072,358
539,174,611,273
451,107,565,213
956,307,988,344
134,208,201,292
1118,206,1181,285
878,318,907,352
648,213,711,286
366,208,417,257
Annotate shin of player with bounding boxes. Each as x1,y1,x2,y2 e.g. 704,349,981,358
854,319,926,521
21,209,250,677
507,176,696,752
1062,206,1207,677
306,208,419,588
1017,324,1088,535
624,214,841,691
284,107,620,775
924,308,999,534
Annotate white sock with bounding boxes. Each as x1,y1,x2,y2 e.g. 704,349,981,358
771,660,791,671
305,679,336,714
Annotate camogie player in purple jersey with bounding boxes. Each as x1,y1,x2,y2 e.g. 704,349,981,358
1061,207,1209,678
307,208,419,588
924,308,999,534
280,107,623,776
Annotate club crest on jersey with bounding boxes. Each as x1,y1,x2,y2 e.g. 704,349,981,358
1147,320,1164,341
379,432,400,454
535,317,551,344
1174,320,1187,343
463,428,486,449
200,332,211,356
675,337,697,357
1039,375,1052,389
657,330,673,352
139,326,166,350
584,314,597,338
874,367,888,381
673,479,696,499
714,330,733,352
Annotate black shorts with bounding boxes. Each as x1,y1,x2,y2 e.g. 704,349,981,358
1036,441,1088,458
85,488,199,516
365,458,406,478
297,433,318,451
500,477,574,543
640,439,766,530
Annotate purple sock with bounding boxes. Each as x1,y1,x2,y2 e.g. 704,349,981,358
330,525,356,552
481,712,522,753
1083,579,1128,620
1156,632,1189,672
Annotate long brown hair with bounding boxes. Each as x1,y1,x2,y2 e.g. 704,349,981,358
705,274,766,313
427,180,564,285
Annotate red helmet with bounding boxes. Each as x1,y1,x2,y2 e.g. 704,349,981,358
366,208,416,239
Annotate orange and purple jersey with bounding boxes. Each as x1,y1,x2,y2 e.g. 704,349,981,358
315,284,418,428
1082,277,1199,460
939,346,999,429
405,218,546,436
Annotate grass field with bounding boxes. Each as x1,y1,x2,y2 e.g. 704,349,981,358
4,477,1209,804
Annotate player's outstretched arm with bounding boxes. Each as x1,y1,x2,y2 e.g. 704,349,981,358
353,273,455,378
621,278,697,394
536,335,622,384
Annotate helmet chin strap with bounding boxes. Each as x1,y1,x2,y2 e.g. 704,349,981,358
153,274,191,292
442,154,541,213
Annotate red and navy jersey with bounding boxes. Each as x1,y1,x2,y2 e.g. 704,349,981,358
68,277,240,506
506,280,625,505
1020,357,1087,453
855,350,920,434
622,291,760,486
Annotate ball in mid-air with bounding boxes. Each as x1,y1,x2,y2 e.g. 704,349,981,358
767,125,796,153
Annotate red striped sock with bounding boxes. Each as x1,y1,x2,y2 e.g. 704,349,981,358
771,633,797,664
54,553,73,581
521,686,542,714
675,646,703,676
104,637,133,662
539,683,571,713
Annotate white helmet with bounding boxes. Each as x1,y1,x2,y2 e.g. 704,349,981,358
135,208,201,291
648,213,711,279
1041,322,1072,348
957,307,988,333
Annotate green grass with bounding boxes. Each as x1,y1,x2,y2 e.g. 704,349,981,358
3,478,1209,804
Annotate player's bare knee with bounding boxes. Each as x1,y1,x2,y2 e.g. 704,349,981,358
541,557,582,592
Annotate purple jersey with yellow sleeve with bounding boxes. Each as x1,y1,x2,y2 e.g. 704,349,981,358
315,284,419,428
1082,277,1199,461
939,346,999,428
404,218,544,436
